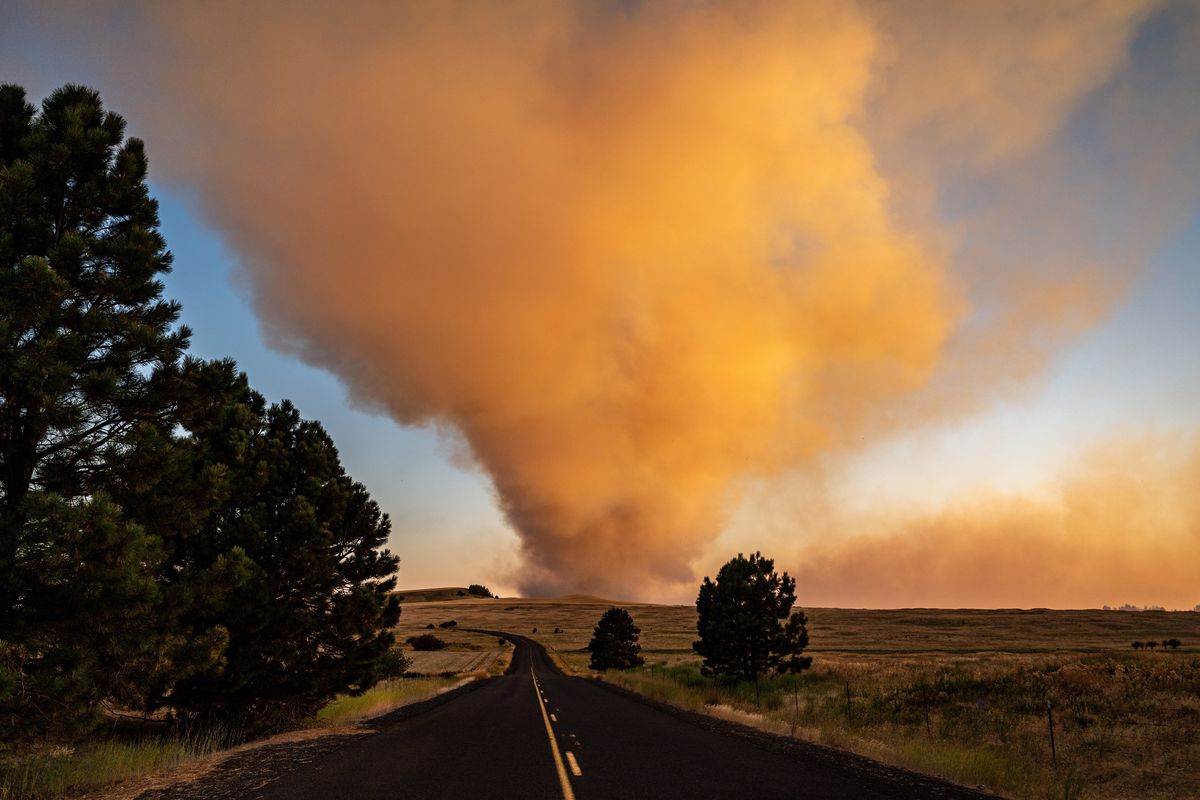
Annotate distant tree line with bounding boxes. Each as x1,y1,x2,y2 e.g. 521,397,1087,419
0,84,401,743
1132,639,1182,651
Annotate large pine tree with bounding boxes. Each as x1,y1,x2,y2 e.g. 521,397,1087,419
0,84,188,737
1,84,404,740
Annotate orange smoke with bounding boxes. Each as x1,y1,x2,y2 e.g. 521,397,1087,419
788,439,1200,609
35,1,1185,598
135,2,958,596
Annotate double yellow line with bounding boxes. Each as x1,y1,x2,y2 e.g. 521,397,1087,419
531,667,577,800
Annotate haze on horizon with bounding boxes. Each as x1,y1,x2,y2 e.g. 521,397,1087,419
4,1,1198,609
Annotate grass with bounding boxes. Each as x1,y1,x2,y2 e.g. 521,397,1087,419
0,723,236,800
313,676,459,726
398,598,1200,800
604,653,1200,799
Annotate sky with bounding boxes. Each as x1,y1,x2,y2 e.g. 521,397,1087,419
2,1,1198,608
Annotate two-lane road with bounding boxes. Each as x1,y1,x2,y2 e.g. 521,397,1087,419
259,636,993,800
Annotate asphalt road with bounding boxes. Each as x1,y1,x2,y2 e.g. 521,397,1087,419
258,635,994,800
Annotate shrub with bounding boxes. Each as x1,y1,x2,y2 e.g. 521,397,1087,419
406,634,447,651
376,646,412,678
467,584,495,598
1132,641,1144,650
1164,638,1182,650
438,620,457,629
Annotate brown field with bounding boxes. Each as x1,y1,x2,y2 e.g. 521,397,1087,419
397,595,1200,800
395,622,513,677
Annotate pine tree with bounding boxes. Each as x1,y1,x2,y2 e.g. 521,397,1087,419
0,84,188,737
102,358,260,715
693,552,812,681
165,400,402,731
587,607,644,671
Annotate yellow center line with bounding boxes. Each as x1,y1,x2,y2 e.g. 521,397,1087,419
531,668,576,800
565,751,583,777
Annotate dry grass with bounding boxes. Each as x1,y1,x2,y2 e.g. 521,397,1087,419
397,623,514,677
0,670,470,799
398,598,1200,800
312,676,459,726
0,724,238,800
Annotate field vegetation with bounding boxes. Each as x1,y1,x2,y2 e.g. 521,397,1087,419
398,598,1200,800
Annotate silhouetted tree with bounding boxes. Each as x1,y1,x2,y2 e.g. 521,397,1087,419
588,608,644,671
467,584,494,598
0,82,405,742
693,552,812,682
1164,638,1182,650
0,84,190,738
163,401,401,731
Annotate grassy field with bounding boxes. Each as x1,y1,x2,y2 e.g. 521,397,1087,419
397,597,1200,800
397,617,515,677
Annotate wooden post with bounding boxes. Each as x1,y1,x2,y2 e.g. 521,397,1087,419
845,683,852,721
1046,698,1057,766
791,680,799,737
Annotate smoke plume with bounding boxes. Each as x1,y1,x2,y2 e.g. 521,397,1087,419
786,438,1200,609
146,2,961,596
12,1,1194,597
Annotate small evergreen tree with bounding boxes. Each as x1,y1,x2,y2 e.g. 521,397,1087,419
587,607,644,671
467,584,494,598
693,552,812,682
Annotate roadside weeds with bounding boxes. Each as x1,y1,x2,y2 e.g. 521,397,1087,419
0,676,469,800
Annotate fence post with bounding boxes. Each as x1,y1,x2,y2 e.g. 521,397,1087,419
1046,698,1057,766
845,683,852,721
792,680,800,737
